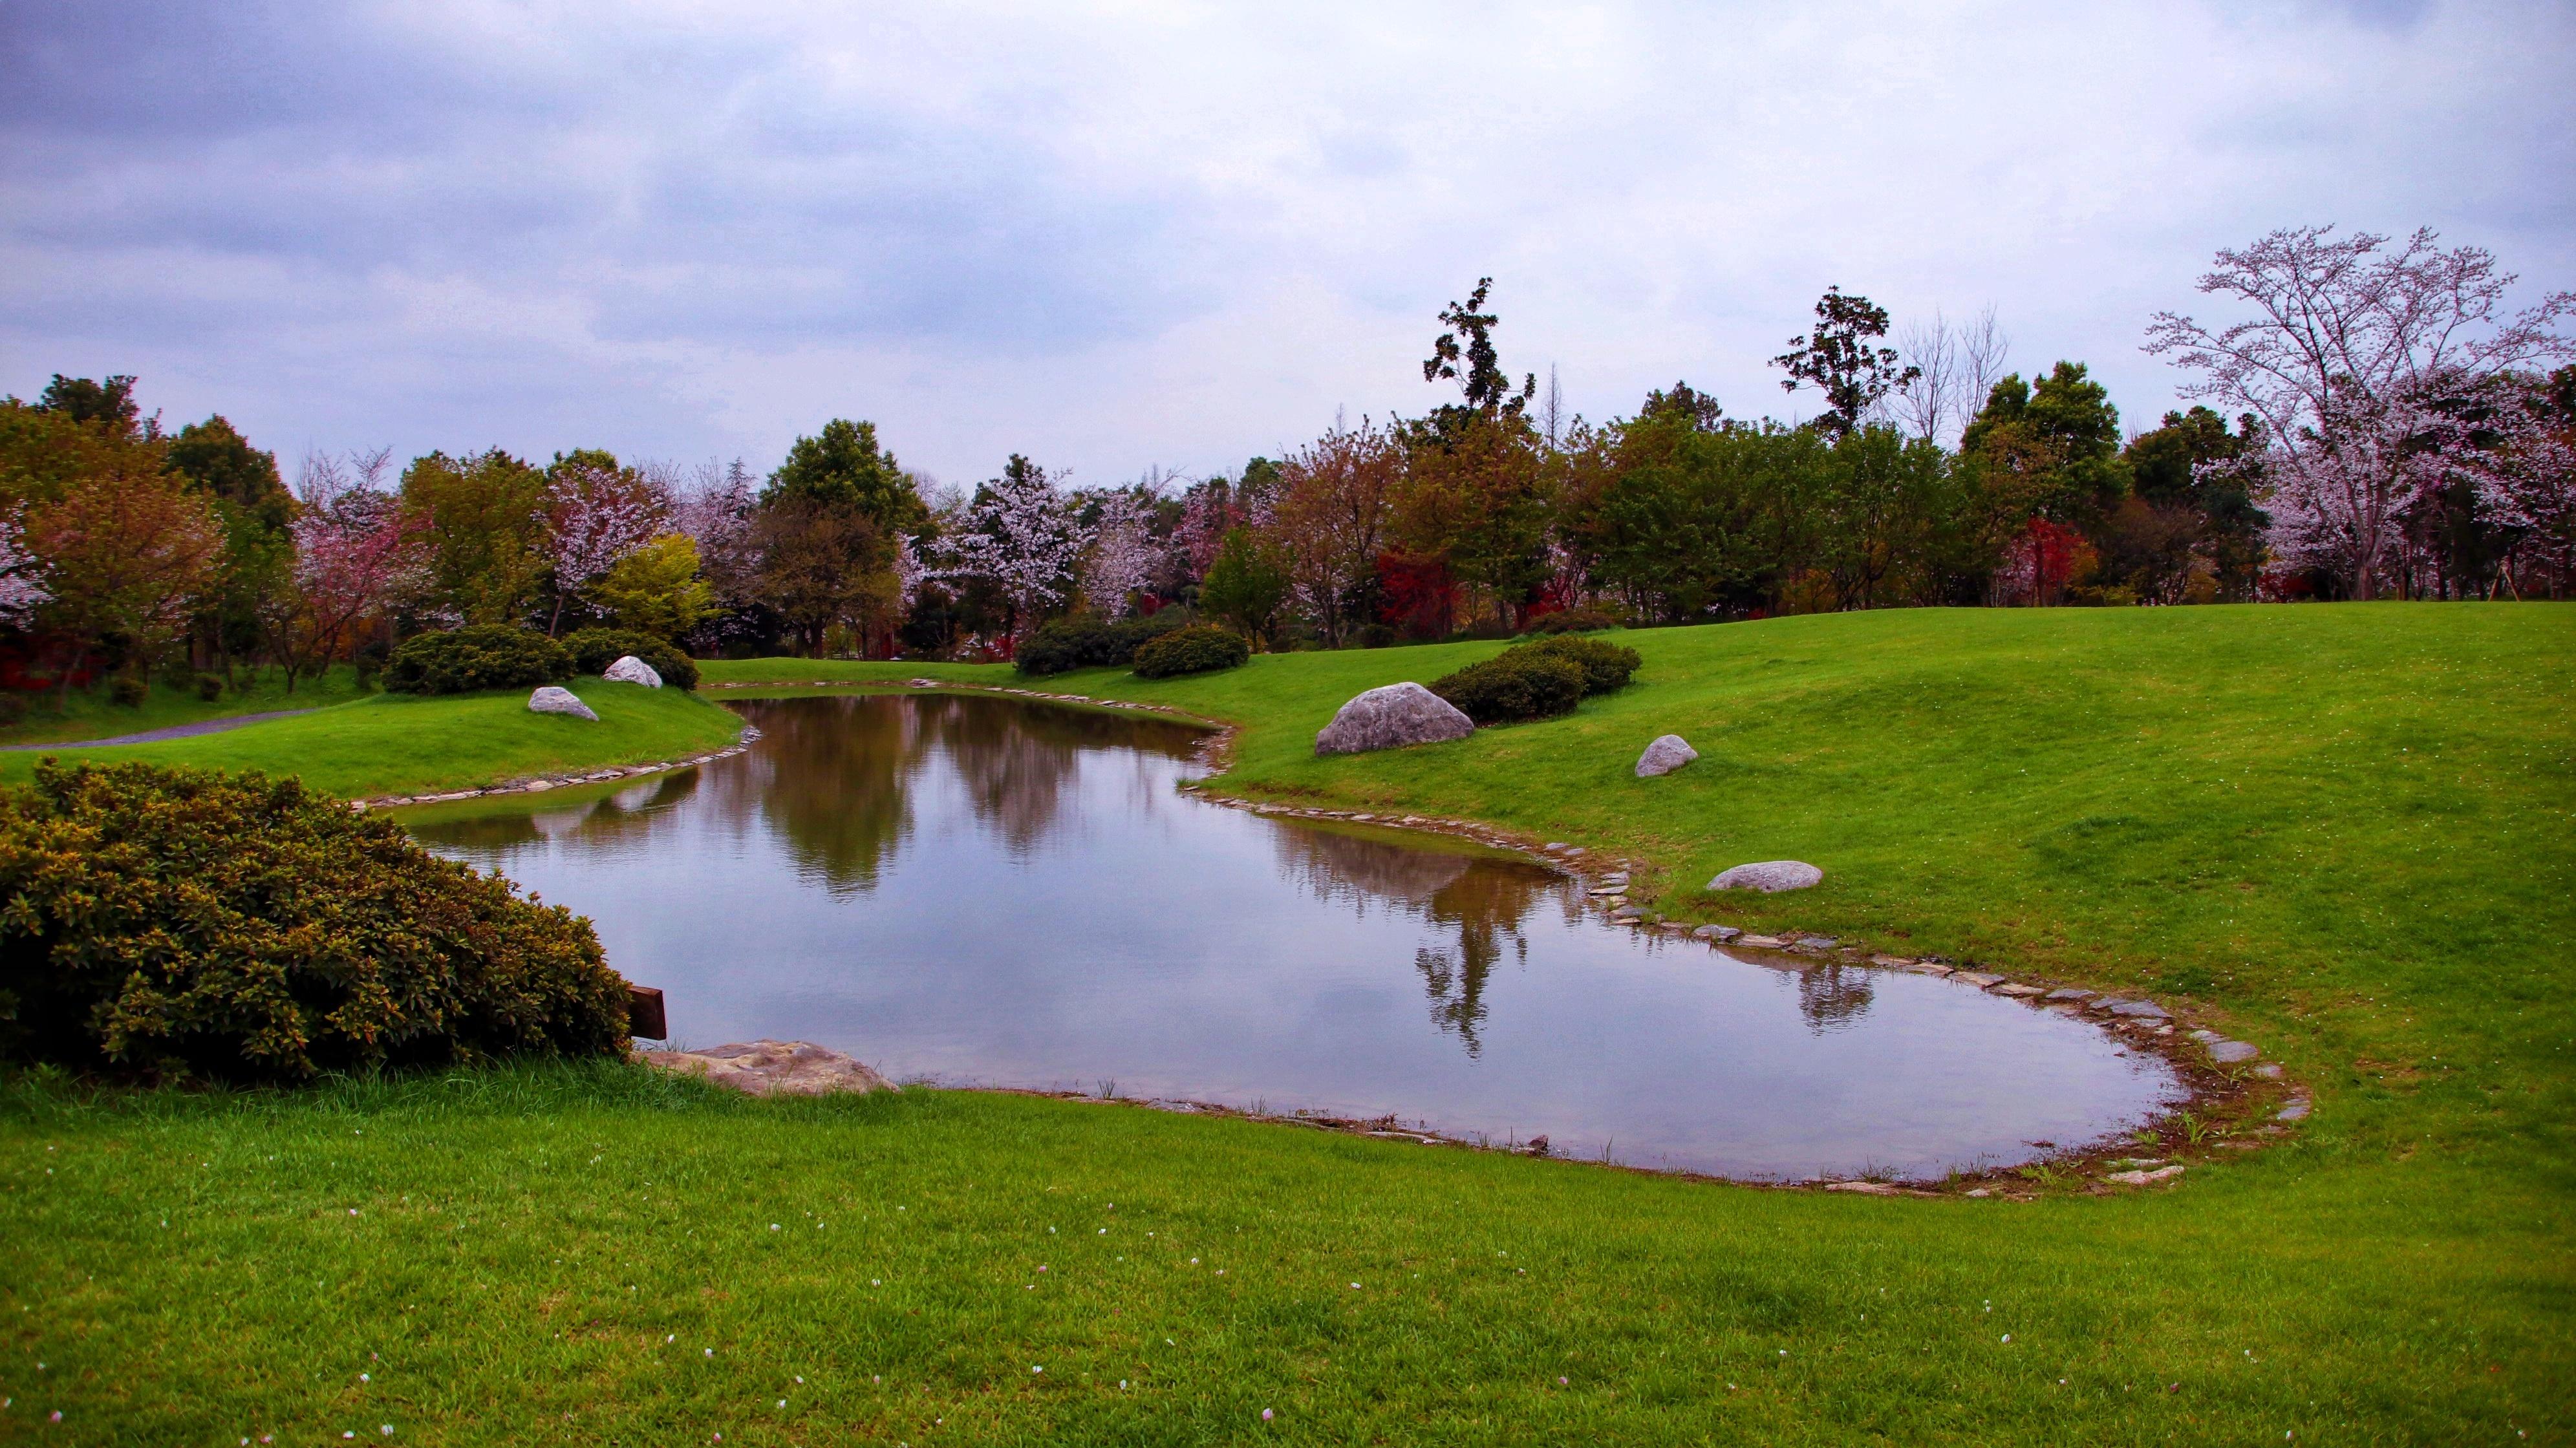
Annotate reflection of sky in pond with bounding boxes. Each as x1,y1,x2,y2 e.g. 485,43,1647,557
405,692,2187,1181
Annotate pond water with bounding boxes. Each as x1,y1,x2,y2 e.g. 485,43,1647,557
403,691,2186,1181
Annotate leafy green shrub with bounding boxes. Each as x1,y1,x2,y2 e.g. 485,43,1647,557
383,626,572,696
1015,613,1188,677
1521,606,1624,635
1431,650,1586,724
0,761,630,1081
1132,624,1250,679
109,677,148,708
1520,634,1642,696
560,628,700,691
195,673,224,701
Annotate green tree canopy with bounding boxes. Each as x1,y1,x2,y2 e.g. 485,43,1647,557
169,415,288,530
765,419,927,534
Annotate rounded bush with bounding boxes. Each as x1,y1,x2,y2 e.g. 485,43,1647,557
1520,635,1642,696
1430,651,1586,725
1132,624,1250,679
1521,606,1625,636
0,760,631,1081
383,626,573,696
1016,613,1188,677
560,628,700,691
109,677,148,708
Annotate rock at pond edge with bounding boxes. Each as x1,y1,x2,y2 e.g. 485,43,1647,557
1707,860,1824,893
528,685,599,721
639,1040,897,1098
1635,734,1699,778
603,654,663,688
1314,682,1475,757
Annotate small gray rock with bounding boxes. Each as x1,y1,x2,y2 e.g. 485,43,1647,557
602,654,663,688
2043,988,2098,1003
2277,1097,2312,1121
528,686,599,721
2108,1000,2171,1019
1609,905,1649,921
1706,860,1823,893
1794,935,1839,950
1693,924,1743,942
1634,734,1699,778
2251,1063,2284,1080
1314,683,1476,757
1949,971,2004,988
2207,1040,2259,1063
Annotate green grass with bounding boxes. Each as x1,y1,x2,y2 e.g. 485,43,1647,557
0,679,744,800
0,665,375,747
8,604,2573,1442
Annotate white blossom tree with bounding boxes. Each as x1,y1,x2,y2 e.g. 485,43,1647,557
939,456,1089,643
0,511,51,626
539,462,669,634
1081,489,1156,617
2147,226,2574,597
286,447,426,685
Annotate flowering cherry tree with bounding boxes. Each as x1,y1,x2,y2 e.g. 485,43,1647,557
539,462,669,634
2147,226,2573,597
1082,490,1156,617
288,447,425,685
0,511,51,626
939,456,1089,643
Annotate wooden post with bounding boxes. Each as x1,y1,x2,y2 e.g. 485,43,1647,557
627,985,667,1040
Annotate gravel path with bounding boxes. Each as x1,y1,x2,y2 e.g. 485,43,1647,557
1,708,318,751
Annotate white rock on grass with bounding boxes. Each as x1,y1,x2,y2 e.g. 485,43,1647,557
528,686,599,721
1706,860,1823,893
1314,682,1474,757
1634,734,1699,778
603,654,663,688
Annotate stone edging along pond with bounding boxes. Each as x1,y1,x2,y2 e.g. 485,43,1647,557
350,726,764,810
684,677,2310,1198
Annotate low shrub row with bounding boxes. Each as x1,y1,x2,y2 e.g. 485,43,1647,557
0,761,631,1081
1014,613,1190,677
1431,635,1642,725
385,626,699,695
1133,625,1250,679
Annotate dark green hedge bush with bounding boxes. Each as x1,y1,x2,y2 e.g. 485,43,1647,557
1521,634,1642,696
0,761,631,1081
1430,650,1586,724
383,626,573,696
561,628,700,691
1015,613,1188,677
1132,624,1250,679
1521,606,1625,636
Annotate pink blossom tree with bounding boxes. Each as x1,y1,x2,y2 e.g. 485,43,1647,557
938,456,1089,644
287,447,425,687
539,462,669,635
0,511,51,626
2146,226,2573,598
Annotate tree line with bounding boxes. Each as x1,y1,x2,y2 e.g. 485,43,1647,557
2,224,2568,703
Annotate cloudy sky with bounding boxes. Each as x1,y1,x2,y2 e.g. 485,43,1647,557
4,0,2570,489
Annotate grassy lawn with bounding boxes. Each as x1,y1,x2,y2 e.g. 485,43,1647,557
0,679,744,800
0,666,375,747
6,603,2571,1442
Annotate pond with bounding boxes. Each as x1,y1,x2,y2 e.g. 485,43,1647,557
403,690,2187,1182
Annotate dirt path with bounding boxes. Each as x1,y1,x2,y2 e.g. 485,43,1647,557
1,708,317,751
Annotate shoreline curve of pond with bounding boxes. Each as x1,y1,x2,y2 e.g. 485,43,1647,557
401,690,2187,1182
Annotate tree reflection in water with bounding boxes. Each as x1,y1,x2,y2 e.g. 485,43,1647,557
410,770,703,853
1792,962,1876,1034
1274,825,1567,1058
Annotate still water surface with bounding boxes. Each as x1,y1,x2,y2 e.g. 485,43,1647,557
405,692,2185,1180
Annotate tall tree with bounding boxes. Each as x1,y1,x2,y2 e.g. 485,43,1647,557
27,460,219,699
1422,277,1537,425
939,456,1088,645
400,449,550,626
1197,527,1291,646
2145,225,2575,598
1772,287,1920,438
34,375,145,434
765,419,928,535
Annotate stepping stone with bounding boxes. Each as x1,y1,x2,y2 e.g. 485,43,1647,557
2105,1164,2186,1186
1991,984,2046,998
2187,1029,2221,1042
2207,1040,2259,1063
1587,886,1628,897
2252,1064,2284,1080
1869,954,1916,967
2108,1000,2172,1019
1794,935,1840,950
1949,971,2004,988
2044,988,2097,1002
1900,962,1955,976
1736,935,1787,949
2277,1096,2312,1121
1693,925,1744,942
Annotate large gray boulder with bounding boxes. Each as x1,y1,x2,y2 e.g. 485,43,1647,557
1706,860,1822,893
1315,682,1475,757
603,654,663,688
528,685,599,721
1635,734,1698,777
